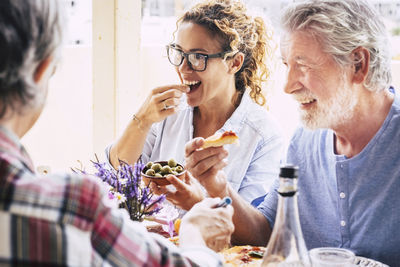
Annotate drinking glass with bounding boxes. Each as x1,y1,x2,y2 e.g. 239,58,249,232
309,247,356,267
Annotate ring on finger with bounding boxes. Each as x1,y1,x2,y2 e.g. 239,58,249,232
163,101,168,110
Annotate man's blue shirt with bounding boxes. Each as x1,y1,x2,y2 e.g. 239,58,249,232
258,90,400,266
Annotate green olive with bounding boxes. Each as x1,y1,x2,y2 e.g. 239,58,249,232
145,169,156,176
151,163,162,172
168,158,177,168
154,173,163,178
146,161,153,169
172,171,178,176
175,166,183,173
160,165,172,175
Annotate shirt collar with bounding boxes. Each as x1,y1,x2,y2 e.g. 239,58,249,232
219,91,251,134
0,126,35,173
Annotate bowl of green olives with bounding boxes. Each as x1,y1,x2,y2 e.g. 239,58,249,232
141,159,186,186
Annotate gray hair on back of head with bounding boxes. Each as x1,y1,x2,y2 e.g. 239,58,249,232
0,0,65,119
281,0,392,92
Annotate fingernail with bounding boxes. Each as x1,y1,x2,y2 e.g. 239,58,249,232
195,138,203,146
165,174,174,180
219,151,228,159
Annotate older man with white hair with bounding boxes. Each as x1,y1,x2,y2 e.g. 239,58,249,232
0,0,234,266
184,0,400,265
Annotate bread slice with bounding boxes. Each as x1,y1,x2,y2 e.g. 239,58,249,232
202,131,239,149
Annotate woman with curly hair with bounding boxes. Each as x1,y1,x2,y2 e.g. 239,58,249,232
107,0,283,209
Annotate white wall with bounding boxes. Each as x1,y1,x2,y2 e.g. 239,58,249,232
22,46,93,173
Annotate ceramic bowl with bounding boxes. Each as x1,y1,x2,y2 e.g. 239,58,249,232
141,161,186,186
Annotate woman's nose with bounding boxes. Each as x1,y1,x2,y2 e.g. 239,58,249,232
178,57,193,73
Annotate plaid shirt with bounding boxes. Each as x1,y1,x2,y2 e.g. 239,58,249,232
0,126,222,266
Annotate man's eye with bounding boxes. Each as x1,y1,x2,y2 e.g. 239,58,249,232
298,64,309,72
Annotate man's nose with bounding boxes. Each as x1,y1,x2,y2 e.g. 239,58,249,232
283,66,302,94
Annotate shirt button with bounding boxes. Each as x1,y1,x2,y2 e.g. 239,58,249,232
340,164,344,168
340,192,346,199
340,220,346,227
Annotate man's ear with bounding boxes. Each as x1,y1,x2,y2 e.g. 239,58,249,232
351,47,370,84
34,57,53,83
227,52,244,74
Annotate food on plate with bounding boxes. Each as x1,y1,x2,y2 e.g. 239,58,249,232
221,245,265,267
141,159,186,186
202,130,239,149
169,236,180,246
174,218,181,235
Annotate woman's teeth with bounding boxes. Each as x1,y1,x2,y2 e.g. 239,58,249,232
183,80,201,91
183,80,201,86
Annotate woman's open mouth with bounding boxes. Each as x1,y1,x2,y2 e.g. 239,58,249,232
183,80,201,93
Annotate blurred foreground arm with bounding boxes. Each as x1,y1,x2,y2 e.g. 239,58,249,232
180,197,235,252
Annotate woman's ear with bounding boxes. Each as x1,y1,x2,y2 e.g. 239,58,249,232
34,57,54,83
228,52,244,74
351,47,370,84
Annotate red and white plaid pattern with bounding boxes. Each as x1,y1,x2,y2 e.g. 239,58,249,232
0,127,222,266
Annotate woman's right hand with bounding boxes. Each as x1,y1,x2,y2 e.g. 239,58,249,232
109,84,188,168
185,138,230,198
136,84,189,127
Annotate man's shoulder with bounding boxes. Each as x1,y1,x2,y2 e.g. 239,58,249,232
5,169,107,225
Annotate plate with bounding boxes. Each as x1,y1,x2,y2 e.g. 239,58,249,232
354,256,388,267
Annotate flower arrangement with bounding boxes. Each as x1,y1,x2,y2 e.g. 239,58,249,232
73,157,166,222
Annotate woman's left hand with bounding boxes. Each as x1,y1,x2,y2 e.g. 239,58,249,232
149,172,205,211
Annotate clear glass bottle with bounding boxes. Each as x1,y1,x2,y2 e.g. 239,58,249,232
261,165,310,267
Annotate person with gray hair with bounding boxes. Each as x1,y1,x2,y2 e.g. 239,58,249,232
183,0,400,265
0,0,234,266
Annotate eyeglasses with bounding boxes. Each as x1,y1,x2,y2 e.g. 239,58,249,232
166,44,230,72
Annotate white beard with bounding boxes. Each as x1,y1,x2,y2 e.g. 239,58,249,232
298,81,357,130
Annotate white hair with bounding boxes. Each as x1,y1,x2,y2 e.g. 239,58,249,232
281,0,392,92
0,0,65,118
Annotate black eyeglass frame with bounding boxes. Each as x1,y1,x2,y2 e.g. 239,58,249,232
166,44,230,72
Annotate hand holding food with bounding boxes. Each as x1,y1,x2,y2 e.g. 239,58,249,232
179,197,234,252
185,138,230,197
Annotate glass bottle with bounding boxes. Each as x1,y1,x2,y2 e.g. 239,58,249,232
261,165,310,267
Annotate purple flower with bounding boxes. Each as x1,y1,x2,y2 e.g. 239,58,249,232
79,157,166,221
108,191,115,200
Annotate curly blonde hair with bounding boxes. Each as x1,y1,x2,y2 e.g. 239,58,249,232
176,0,273,106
